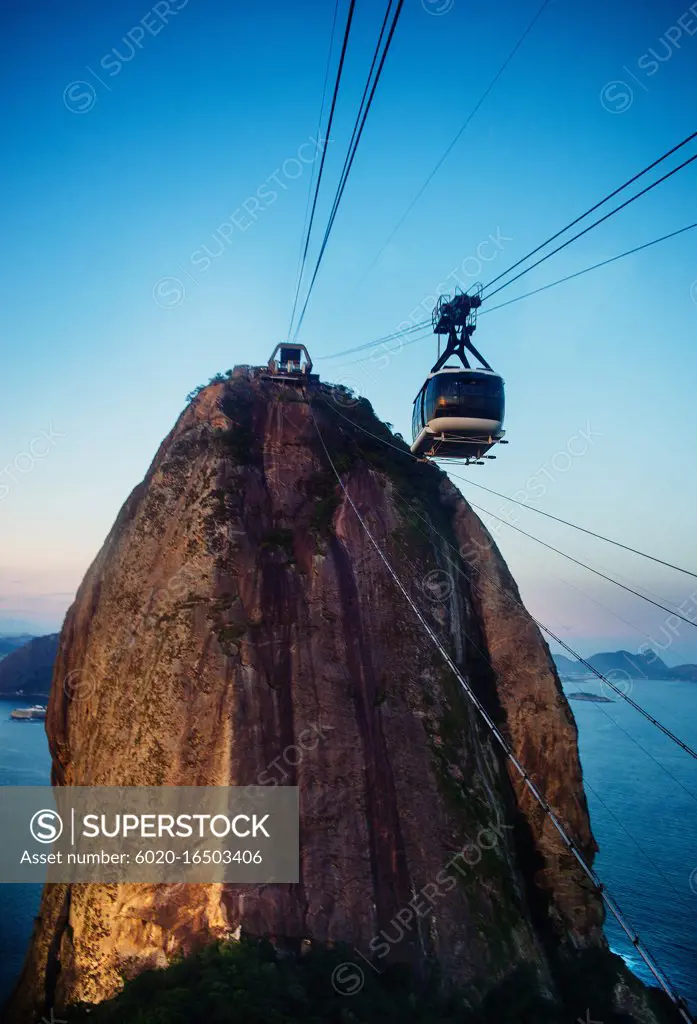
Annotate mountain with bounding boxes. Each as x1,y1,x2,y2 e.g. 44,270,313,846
6,371,668,1023
665,663,697,682
0,634,34,658
552,653,586,678
589,650,670,678
0,633,59,697
554,649,697,683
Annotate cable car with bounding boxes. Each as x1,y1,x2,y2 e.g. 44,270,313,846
411,289,506,463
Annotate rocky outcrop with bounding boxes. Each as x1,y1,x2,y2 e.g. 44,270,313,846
6,371,664,1021
0,633,59,697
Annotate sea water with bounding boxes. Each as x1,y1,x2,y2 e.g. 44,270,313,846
0,699,52,1006
0,683,695,1008
561,676,697,1010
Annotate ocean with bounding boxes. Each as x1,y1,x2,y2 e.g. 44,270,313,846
0,681,695,1010
0,700,52,1007
560,675,697,1009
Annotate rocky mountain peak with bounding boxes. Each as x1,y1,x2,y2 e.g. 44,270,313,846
7,370,668,1023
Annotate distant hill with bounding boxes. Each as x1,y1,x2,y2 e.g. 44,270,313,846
0,634,59,698
552,654,586,678
0,634,34,657
587,650,670,678
553,649,697,683
664,663,697,682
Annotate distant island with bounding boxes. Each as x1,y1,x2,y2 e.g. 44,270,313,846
567,691,615,703
0,634,59,699
553,649,697,683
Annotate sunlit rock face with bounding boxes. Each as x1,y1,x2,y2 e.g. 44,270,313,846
8,369,620,1021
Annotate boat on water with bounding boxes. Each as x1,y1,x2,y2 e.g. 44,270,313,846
10,705,47,721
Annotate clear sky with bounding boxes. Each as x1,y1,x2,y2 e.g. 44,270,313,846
1,0,696,662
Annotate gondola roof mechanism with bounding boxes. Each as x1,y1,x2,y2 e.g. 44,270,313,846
431,285,491,372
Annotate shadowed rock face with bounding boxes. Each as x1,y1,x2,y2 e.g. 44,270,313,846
8,371,620,1020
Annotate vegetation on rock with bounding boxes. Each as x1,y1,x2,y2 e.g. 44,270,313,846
61,938,678,1024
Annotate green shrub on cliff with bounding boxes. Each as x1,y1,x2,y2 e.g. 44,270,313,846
59,938,566,1024
59,938,681,1024
186,371,233,403
59,939,462,1023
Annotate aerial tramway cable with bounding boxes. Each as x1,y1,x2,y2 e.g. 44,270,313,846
467,500,697,633
315,397,697,762
543,569,678,652
478,221,697,315
288,0,341,338
481,149,697,300
309,403,693,1021
293,0,406,339
582,775,697,915
481,129,697,297
311,0,397,257
444,471,697,580
329,329,435,368
380,477,697,808
353,0,553,288
382,480,697,799
288,0,358,338
317,219,697,365
317,319,430,361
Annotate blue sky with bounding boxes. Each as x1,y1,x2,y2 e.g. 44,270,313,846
1,0,696,662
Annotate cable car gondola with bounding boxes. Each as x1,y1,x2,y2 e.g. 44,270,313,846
411,289,506,463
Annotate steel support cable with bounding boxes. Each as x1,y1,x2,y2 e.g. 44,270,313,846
316,398,697,821
354,450,697,811
320,0,396,243
329,329,434,368
317,318,431,361
482,151,697,301
522,552,673,650
288,0,358,337
378,476,697,820
352,0,553,289
582,775,697,916
469,501,697,633
309,404,692,1021
479,221,697,315
315,397,697,762
445,471,697,580
464,500,697,731
579,693,697,809
293,0,406,339
386,480,687,806
288,0,341,338
380,467,697,788
318,219,697,364
385,459,658,658
533,621,697,764
481,129,697,296
441,467,689,611
380,479,697,806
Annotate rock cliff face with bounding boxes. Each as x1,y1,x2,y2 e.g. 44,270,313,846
6,371,657,1020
